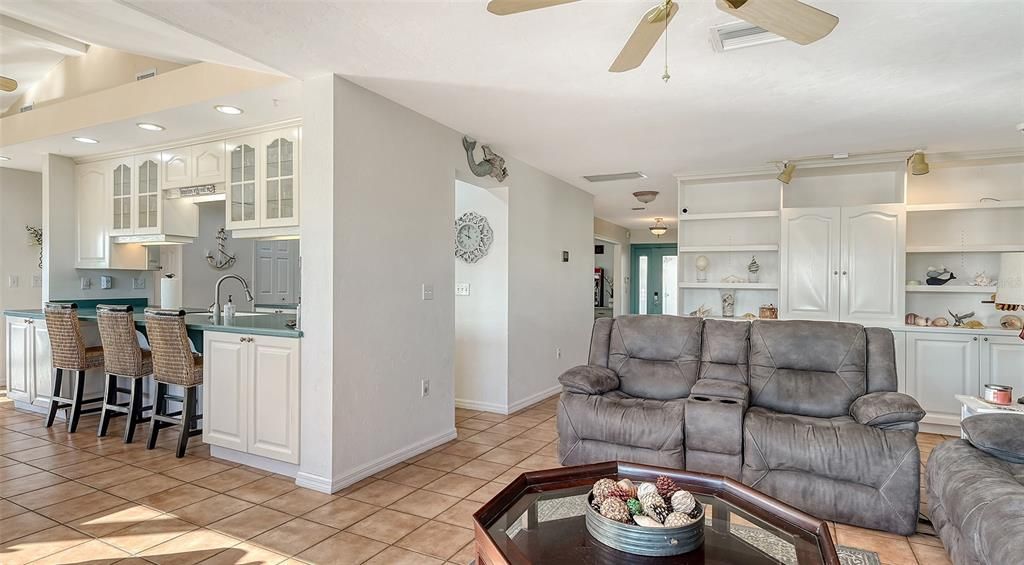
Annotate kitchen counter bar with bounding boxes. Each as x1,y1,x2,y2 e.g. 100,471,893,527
4,307,302,338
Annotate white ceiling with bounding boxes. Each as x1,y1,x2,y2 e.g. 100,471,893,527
0,17,85,113
9,1,1024,228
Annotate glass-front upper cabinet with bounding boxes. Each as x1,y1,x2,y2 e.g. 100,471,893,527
110,157,133,236
135,152,161,234
259,127,299,228
225,135,260,230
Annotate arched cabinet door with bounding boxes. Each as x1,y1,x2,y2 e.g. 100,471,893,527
109,158,133,236
225,136,261,230
135,153,162,234
162,146,191,189
76,161,110,268
259,127,300,228
839,204,905,324
780,207,841,320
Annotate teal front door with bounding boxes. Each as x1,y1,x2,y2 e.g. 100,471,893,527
631,245,678,315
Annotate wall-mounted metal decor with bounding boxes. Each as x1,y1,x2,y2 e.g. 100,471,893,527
25,225,43,269
455,211,495,264
206,227,238,270
463,136,509,182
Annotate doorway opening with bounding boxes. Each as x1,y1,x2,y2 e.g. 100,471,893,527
630,244,678,315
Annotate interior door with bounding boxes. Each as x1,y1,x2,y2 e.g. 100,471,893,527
840,204,905,324
631,245,678,315
780,207,841,320
254,240,299,306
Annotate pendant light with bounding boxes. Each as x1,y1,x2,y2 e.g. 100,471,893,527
649,218,669,238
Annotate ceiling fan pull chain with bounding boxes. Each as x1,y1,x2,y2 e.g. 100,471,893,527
662,3,670,83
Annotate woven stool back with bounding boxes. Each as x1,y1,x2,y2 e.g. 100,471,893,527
97,305,148,377
144,308,200,387
44,303,89,371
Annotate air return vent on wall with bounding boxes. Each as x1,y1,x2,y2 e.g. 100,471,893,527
136,68,158,81
709,20,785,52
583,171,647,183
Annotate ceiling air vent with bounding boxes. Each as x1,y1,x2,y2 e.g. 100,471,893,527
136,68,157,81
19,103,33,113
709,20,785,52
583,171,646,183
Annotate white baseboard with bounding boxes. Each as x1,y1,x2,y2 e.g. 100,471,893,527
507,384,561,414
456,385,561,416
210,446,299,477
323,427,458,493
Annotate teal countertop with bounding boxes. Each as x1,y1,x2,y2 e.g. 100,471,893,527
4,307,302,339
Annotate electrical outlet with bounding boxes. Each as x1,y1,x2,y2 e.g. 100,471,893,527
32,275,42,288
455,282,471,296
421,379,430,397
422,283,434,301
8,275,18,288
556,347,562,359
80,277,92,290
132,277,146,290
100,276,113,289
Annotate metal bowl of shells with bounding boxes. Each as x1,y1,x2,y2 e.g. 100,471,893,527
585,476,705,556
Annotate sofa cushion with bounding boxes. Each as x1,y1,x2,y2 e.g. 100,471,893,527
743,406,918,491
699,319,750,383
962,413,1024,464
849,392,926,428
608,315,701,400
588,317,614,367
558,365,619,395
749,320,867,418
558,391,685,453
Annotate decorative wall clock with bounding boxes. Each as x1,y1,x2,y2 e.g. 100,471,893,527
455,211,494,263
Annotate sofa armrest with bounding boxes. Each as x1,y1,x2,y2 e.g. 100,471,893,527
690,379,749,403
850,392,926,427
558,365,619,395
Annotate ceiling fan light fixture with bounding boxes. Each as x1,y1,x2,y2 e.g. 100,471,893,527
908,151,929,176
649,217,669,238
633,190,660,204
777,161,796,184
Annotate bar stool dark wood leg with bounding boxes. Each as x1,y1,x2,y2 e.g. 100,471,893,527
177,387,197,457
98,374,118,437
147,382,167,450
45,368,64,428
68,370,86,433
124,377,146,443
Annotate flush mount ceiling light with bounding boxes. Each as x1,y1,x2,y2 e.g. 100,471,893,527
214,105,243,115
584,171,646,182
649,217,669,238
72,136,99,144
908,151,929,176
633,190,660,204
777,161,796,184
136,122,165,131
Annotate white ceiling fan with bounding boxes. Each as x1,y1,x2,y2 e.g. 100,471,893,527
487,0,838,78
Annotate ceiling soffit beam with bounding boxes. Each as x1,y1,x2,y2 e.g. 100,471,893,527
0,15,89,55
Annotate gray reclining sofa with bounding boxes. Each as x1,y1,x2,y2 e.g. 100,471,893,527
557,315,926,535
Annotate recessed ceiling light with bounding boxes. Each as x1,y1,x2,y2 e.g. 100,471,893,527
73,136,99,144
0,155,10,161
136,122,165,131
215,105,243,115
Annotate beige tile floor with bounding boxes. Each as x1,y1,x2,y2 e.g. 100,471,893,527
0,391,953,564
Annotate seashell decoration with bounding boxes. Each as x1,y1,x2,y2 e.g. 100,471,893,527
905,313,920,326
971,272,994,286
964,320,985,329
931,317,950,327
670,490,696,514
592,478,618,504
664,511,698,528
632,515,665,528
616,479,638,499
637,482,659,500
600,498,631,523
914,316,929,327
1000,315,1023,330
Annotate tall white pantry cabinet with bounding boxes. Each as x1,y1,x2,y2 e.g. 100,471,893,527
678,156,1024,434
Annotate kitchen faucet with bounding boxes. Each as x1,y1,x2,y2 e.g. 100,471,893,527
212,274,254,324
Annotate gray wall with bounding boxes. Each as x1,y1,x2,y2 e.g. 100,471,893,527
181,201,254,309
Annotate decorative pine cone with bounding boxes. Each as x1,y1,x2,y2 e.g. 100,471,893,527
646,505,670,524
639,492,665,510
616,479,638,499
688,501,703,519
670,490,696,514
626,498,645,516
607,486,632,502
599,498,631,523
663,511,696,528
655,475,679,498
637,482,659,500
592,479,618,504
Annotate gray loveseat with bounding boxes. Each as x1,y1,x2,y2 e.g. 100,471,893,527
557,315,926,535
926,414,1024,565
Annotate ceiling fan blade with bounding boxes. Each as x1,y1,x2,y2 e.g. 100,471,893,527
609,1,679,73
0,76,17,92
715,0,837,45
487,0,580,16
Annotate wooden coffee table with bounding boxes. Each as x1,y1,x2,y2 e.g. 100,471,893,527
473,461,840,565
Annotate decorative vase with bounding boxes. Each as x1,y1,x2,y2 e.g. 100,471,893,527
720,290,735,318
747,256,760,283
695,255,709,283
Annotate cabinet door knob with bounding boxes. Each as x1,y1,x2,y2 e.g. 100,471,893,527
983,337,989,342
842,271,848,276
240,337,246,343
833,271,839,276
973,337,978,341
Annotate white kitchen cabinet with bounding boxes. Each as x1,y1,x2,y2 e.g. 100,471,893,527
839,204,905,324
75,162,160,269
225,135,261,231
109,157,135,236
781,204,904,324
980,335,1024,394
203,331,300,464
135,152,162,235
162,146,192,189
259,128,300,229
4,316,54,411
780,207,840,320
192,141,227,185
906,331,980,429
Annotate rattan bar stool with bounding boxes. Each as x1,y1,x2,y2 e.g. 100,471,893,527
43,303,105,432
96,305,154,443
144,308,203,457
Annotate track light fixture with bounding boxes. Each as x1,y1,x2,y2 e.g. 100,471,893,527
908,151,929,176
649,218,669,238
777,161,796,184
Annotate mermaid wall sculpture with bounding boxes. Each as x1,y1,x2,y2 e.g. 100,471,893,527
462,136,509,182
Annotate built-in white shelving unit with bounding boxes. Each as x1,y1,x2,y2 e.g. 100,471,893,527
906,199,1024,212
679,282,779,290
679,210,780,221
905,285,997,293
906,244,1024,253
678,244,779,253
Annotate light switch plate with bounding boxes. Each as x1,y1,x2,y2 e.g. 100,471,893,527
100,276,113,289
80,277,92,290
132,277,146,290
455,282,471,296
422,283,434,301
8,275,18,288
32,275,42,288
